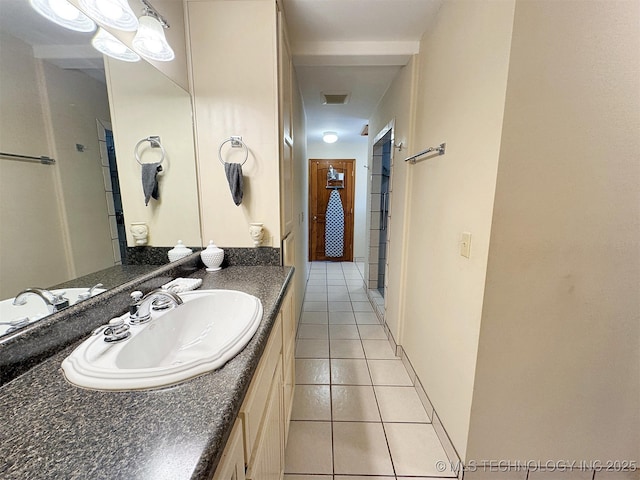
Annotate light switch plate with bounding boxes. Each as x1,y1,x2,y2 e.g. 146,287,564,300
460,232,472,258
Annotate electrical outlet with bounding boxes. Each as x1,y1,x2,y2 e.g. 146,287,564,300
460,232,472,258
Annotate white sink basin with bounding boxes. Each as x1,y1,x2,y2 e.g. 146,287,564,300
61,289,263,391
0,288,106,336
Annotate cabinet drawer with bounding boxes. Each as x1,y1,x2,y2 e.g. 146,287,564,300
240,315,282,462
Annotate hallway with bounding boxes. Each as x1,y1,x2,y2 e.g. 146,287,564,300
284,262,456,478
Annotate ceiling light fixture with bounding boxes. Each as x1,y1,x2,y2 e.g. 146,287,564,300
29,0,96,32
92,27,141,62
132,11,174,62
79,0,138,31
323,132,338,144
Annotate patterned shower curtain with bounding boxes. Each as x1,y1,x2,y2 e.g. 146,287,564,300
325,189,344,257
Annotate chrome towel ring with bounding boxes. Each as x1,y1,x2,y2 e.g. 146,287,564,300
135,136,165,165
218,136,248,166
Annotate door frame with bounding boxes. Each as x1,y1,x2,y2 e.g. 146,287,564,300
308,159,355,262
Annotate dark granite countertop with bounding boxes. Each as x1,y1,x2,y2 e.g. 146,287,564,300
0,265,293,480
51,264,161,290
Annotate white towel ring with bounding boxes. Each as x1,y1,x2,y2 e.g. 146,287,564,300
218,137,248,166
135,137,166,165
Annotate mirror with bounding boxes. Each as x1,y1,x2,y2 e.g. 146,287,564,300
0,0,202,336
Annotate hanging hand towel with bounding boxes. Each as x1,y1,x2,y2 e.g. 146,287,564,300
325,189,345,257
142,163,162,206
224,162,244,206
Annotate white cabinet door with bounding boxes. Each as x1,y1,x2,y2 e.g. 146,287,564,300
211,420,245,480
246,357,283,480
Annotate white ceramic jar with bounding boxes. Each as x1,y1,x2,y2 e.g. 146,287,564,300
168,240,193,262
201,241,224,271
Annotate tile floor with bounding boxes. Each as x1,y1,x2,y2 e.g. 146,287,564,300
284,261,456,479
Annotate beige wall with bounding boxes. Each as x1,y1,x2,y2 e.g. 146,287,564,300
467,0,640,462
399,0,516,459
0,33,69,298
0,33,113,298
188,0,281,248
41,62,114,278
367,57,417,341
105,57,201,248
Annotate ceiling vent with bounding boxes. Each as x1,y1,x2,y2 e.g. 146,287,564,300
322,92,350,105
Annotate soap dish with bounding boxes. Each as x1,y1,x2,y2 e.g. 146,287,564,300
162,277,202,293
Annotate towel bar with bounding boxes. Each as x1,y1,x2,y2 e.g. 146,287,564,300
135,136,165,165
218,136,248,166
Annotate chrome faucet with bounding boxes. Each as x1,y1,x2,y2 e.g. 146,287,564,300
12,288,70,314
130,289,183,324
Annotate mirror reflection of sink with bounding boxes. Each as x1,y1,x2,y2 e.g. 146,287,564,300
61,289,263,391
0,287,107,336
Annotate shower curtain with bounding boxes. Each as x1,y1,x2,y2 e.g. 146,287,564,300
325,189,344,257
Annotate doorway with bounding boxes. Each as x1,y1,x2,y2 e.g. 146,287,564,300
309,159,355,262
366,123,395,317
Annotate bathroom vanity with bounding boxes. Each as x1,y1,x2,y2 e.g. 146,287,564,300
0,257,295,480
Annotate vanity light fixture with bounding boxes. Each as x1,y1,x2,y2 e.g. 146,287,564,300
92,27,141,62
29,0,96,32
79,0,138,31
131,0,174,62
323,131,338,144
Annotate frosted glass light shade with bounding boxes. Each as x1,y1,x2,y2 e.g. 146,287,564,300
132,15,175,62
323,132,338,144
30,0,96,32
79,0,138,31
92,28,140,62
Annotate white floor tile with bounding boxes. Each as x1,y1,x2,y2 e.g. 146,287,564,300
329,301,353,312
300,311,328,324
327,278,347,286
295,359,330,384
374,386,429,423
303,293,327,302
332,385,381,422
331,359,371,385
384,423,452,476
358,325,387,340
333,422,394,475
328,292,351,302
354,312,380,325
529,471,594,480
303,301,328,312
306,285,328,294
329,312,356,325
285,421,333,474
352,302,374,312
330,325,360,340
298,324,329,340
362,340,397,359
287,476,333,480
368,359,413,386
295,339,329,358
291,385,331,421
330,339,365,359
348,293,369,302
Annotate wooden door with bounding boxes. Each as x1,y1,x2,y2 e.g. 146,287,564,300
309,159,355,262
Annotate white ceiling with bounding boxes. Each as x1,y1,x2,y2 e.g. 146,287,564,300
0,0,106,81
281,0,443,144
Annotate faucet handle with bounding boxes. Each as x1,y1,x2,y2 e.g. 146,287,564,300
77,283,104,301
103,318,130,343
